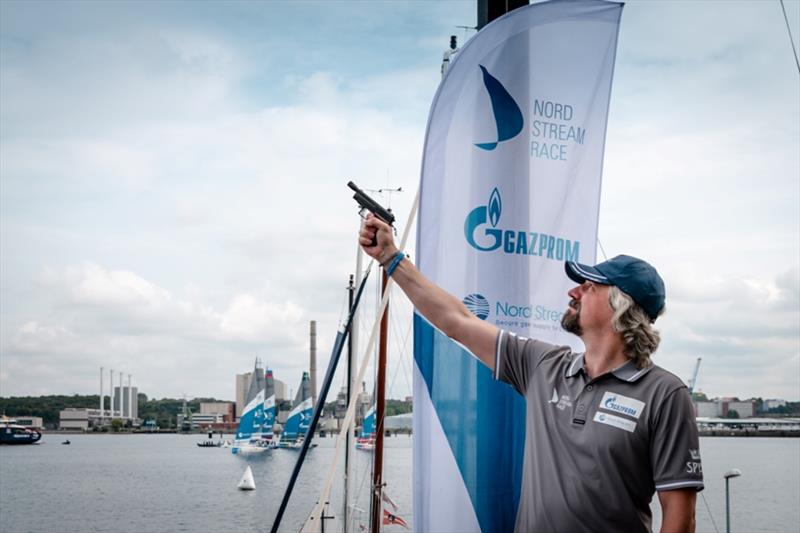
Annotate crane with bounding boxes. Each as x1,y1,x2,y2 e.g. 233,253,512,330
687,357,702,393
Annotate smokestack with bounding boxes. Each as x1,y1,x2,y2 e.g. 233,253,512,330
309,320,317,407
100,367,104,421
110,369,114,417
128,374,132,420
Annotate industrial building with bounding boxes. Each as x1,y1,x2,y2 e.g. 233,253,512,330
59,408,105,430
200,402,234,421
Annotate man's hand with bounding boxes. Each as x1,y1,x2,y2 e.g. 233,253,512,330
359,213,398,265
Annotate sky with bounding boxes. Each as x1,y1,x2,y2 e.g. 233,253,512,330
1,0,798,403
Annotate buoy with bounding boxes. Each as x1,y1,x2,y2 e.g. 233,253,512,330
237,465,256,490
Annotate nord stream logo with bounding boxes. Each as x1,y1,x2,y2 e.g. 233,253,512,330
463,294,490,320
475,65,524,151
464,188,581,262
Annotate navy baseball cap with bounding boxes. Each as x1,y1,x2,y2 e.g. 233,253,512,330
565,255,665,321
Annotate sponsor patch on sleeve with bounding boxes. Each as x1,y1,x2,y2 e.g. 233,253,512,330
593,411,637,433
599,391,645,419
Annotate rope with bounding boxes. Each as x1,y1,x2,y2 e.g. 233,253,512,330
779,0,800,75
700,491,721,533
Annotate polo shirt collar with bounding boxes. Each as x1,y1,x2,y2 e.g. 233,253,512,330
565,354,653,382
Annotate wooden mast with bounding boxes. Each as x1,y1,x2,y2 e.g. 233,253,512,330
370,268,389,533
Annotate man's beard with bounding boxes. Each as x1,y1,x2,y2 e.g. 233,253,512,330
561,300,582,335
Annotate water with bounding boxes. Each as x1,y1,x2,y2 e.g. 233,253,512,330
1,434,797,532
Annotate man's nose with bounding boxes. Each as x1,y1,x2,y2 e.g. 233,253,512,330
567,285,580,299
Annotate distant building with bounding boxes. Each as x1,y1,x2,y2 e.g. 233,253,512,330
235,372,253,420
764,399,787,410
59,408,104,430
694,401,719,418
274,378,287,401
113,386,138,419
11,416,43,429
200,402,234,422
724,400,756,418
179,413,225,429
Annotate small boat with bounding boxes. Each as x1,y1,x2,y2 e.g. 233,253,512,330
62,440,71,445
355,406,376,451
196,440,220,448
237,465,256,490
0,416,42,445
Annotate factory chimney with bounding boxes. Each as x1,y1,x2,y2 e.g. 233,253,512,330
100,367,104,422
110,369,114,417
310,320,317,407
128,374,133,420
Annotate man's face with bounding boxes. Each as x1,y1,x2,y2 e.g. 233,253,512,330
561,281,613,335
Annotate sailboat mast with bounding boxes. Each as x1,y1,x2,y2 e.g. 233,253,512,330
370,269,389,533
344,274,355,533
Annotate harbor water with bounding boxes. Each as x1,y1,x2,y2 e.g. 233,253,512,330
1,434,797,532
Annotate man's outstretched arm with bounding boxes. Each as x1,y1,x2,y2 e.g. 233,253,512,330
658,489,696,533
359,214,499,370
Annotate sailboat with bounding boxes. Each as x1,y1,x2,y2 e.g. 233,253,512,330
258,368,278,448
231,359,270,455
278,371,313,449
355,405,376,451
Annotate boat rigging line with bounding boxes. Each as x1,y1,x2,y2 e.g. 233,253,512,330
779,0,800,75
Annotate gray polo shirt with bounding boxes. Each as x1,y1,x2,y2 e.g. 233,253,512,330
495,330,704,533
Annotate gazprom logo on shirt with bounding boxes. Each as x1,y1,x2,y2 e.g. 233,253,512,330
475,65,524,151
464,188,581,261
600,392,645,420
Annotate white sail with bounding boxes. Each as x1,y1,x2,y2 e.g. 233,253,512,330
237,465,256,490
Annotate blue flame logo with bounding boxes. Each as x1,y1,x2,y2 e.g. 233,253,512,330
475,65,524,151
488,188,501,227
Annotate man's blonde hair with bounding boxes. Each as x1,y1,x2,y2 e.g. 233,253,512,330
608,286,663,369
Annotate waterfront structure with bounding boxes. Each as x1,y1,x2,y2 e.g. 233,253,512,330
693,398,758,418
200,402,234,421
59,408,104,430
177,413,226,429
695,401,720,417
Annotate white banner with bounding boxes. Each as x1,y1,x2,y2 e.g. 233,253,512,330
413,1,623,531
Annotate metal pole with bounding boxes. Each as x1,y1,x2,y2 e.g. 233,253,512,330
725,477,730,533
724,469,741,533
370,269,389,533
344,274,355,533
310,321,317,408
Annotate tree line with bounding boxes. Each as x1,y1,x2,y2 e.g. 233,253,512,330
0,394,228,429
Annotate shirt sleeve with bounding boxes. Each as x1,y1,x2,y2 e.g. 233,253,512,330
651,386,705,492
495,330,562,396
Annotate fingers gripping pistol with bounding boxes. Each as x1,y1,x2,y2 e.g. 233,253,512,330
348,181,395,246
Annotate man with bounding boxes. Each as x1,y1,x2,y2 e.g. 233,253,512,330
359,214,703,533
